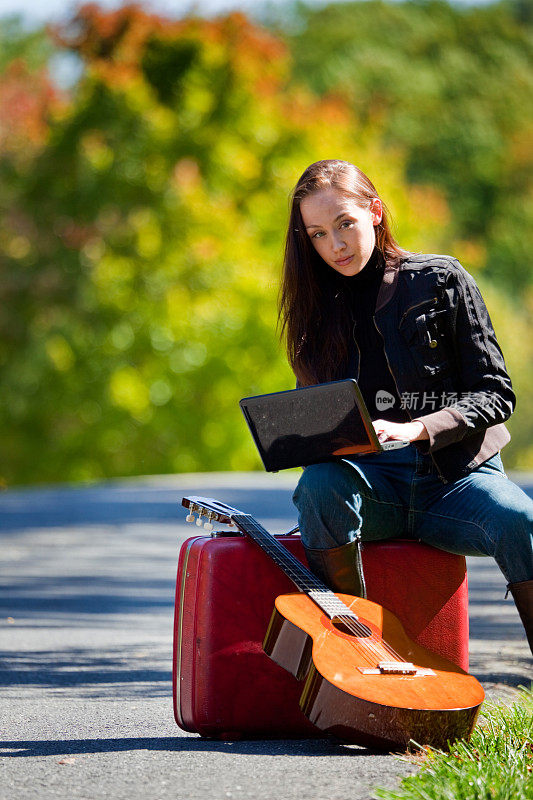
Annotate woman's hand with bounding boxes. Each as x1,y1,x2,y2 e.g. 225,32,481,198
372,419,429,443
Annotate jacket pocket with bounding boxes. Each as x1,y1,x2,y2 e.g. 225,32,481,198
400,306,453,380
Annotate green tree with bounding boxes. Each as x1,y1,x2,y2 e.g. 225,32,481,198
0,15,54,73
0,5,450,485
0,6,445,482
281,0,533,295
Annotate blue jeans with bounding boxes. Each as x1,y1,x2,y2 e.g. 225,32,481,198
293,446,533,586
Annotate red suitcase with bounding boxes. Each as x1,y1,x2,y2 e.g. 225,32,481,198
173,530,469,739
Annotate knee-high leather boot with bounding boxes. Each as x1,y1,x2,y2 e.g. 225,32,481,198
507,579,533,655
303,539,366,599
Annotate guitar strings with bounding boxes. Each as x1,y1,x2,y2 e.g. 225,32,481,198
329,618,394,666
244,521,404,661
242,515,408,666
254,535,406,665
330,614,405,664
234,515,405,662
191,503,423,675
331,610,406,661
344,633,401,668
189,503,408,667
241,517,406,664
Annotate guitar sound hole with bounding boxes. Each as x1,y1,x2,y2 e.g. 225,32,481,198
331,618,372,638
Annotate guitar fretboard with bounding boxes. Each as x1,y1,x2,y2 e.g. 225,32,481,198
232,514,357,620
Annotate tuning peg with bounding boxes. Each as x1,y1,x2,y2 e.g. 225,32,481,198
195,516,203,527
203,521,213,531
186,502,199,523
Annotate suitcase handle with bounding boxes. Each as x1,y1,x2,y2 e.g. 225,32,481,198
284,525,299,536
210,525,300,538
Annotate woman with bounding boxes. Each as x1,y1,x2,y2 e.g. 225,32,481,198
279,159,533,654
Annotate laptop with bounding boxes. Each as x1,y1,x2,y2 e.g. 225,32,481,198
239,378,410,472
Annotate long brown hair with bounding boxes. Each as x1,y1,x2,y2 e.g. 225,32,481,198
278,160,410,386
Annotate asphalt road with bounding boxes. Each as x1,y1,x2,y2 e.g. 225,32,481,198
1,471,531,800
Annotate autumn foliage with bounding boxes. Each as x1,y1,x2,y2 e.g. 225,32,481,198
0,2,531,486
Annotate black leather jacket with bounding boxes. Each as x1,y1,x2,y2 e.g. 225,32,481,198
368,253,515,483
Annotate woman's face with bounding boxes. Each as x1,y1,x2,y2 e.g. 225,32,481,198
299,188,382,276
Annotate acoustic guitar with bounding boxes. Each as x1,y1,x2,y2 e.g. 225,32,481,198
182,495,484,751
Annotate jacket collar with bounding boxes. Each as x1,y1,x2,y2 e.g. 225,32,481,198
375,258,402,313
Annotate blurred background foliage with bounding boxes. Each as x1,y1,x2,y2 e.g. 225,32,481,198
0,0,532,486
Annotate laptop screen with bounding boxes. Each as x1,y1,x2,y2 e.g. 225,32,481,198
240,379,378,471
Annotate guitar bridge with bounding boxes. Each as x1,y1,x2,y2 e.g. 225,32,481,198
359,662,436,676
378,661,416,674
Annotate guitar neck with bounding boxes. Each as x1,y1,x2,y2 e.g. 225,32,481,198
231,513,354,620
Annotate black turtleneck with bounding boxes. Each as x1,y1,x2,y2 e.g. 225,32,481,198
334,249,410,423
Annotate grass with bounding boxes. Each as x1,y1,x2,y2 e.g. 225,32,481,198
373,686,533,800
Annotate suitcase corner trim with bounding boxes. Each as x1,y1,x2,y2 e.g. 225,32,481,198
173,536,205,730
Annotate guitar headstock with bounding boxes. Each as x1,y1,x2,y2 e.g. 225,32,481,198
182,495,242,531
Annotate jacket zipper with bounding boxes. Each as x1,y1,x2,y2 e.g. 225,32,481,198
399,296,438,328
373,315,449,485
352,321,361,382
